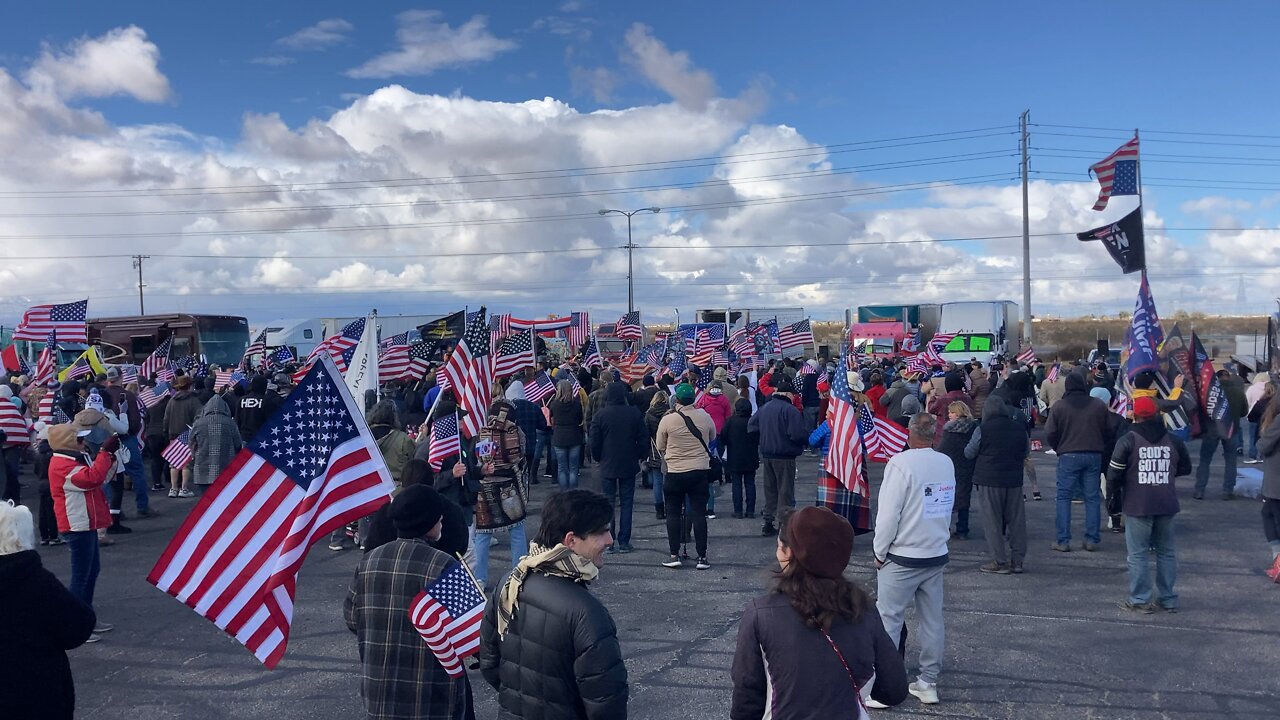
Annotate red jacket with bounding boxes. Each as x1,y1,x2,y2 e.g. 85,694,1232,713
49,450,114,533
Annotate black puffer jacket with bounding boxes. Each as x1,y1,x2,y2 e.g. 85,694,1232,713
549,397,585,448
967,395,1029,488
479,572,628,719
720,399,760,473
590,382,648,479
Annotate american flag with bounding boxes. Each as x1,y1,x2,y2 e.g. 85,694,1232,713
12,299,88,343
37,393,55,422
64,357,93,381
243,329,268,368
902,327,922,353
1089,136,1140,211
1016,345,1037,365
139,382,171,409
689,327,725,367
147,356,394,669
710,350,730,367
799,363,816,377
141,336,173,380
824,366,869,497
441,310,493,439
507,315,573,333
614,311,642,342
161,429,193,469
493,329,536,378
581,337,603,370
489,313,513,341
32,331,57,387
406,341,435,381
270,347,295,366
817,368,830,385
307,318,366,370
920,333,956,366
157,366,176,384
1046,363,1060,384
861,404,908,462
0,397,31,445
213,370,235,392
409,560,486,678
635,341,665,369
615,354,649,385
665,351,687,379
1111,390,1130,416
427,412,461,471
121,365,139,385
694,364,715,392
378,333,412,383
524,371,556,404
565,311,591,353
777,319,814,351
905,354,930,377
729,321,759,356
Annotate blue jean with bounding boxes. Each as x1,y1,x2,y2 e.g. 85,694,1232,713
472,522,528,588
65,530,100,609
728,470,756,515
601,475,636,546
1125,514,1177,608
648,467,664,509
1056,452,1102,545
1195,424,1240,494
1241,418,1257,460
533,431,551,476
553,445,580,490
120,435,149,511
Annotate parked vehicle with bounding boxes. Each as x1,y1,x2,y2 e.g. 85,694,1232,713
87,314,250,367
936,301,1020,364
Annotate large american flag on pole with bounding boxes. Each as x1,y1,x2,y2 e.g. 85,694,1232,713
32,330,57,387
565,311,591,353
441,310,493,440
824,368,868,498
146,355,395,668
614,311,642,342
777,319,814,351
307,318,367,369
409,560,486,678
1089,136,1140,211
12,299,88,342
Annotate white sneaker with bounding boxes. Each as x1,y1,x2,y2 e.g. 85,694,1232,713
168,488,179,498
93,622,114,633
1044,449,1057,456
908,679,939,704
84,634,102,644
863,697,890,709
177,489,196,498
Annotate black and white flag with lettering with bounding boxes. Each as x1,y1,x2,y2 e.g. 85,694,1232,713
1077,206,1146,274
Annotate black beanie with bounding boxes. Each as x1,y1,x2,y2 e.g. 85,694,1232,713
391,485,445,539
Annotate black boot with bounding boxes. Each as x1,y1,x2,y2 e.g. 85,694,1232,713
655,505,665,520
106,517,133,535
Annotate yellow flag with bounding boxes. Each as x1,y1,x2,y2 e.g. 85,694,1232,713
57,346,108,382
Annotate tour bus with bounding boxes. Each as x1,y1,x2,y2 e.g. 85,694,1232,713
86,314,251,368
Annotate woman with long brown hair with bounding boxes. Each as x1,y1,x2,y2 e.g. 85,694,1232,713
730,506,907,718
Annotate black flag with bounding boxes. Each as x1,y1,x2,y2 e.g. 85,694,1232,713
417,310,466,341
1077,206,1145,274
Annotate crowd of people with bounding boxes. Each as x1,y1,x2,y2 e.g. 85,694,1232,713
1,343,1278,719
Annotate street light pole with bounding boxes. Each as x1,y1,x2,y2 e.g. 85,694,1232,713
599,207,660,314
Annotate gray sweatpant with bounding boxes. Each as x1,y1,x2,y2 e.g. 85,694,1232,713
976,484,1027,566
760,457,797,524
876,562,946,685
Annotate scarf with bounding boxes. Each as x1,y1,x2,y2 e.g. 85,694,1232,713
497,542,598,638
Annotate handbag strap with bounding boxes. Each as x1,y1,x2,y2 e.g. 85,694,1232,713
819,627,868,714
676,409,712,457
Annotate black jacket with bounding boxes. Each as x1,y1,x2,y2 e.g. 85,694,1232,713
1106,419,1191,517
234,384,278,442
0,550,96,720
937,417,978,500
800,371,821,408
590,383,648,479
630,385,659,414
548,397,584,448
479,572,628,719
1045,373,1117,454
721,399,761,473
968,396,1029,488
748,395,807,459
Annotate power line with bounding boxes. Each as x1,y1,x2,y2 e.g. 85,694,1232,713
0,127,1016,200
1032,123,1280,141
1033,131,1280,150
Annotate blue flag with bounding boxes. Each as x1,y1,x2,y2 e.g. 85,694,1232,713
1123,272,1164,381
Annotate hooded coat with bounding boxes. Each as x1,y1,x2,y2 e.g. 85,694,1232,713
0,549,97,720
590,382,649,479
164,387,203,441
1045,372,1116,454
695,389,732,434
965,395,1029,488
721,398,761,473
233,375,277,441
189,395,243,486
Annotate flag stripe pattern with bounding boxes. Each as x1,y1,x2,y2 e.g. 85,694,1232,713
493,330,535,378
614,311,642,342
824,368,868,497
564,311,591,352
1090,137,1140,211
161,429,194,469
33,331,57,387
524,372,556,404
146,356,394,668
140,337,174,382
427,413,461,471
12,300,88,342
441,310,493,439
777,319,814,350
409,561,486,678
378,333,412,383
0,398,31,445
1016,345,1037,364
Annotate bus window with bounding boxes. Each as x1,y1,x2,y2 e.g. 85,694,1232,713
131,335,156,358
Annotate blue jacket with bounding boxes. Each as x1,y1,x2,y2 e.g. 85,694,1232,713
808,421,831,459
748,395,807,459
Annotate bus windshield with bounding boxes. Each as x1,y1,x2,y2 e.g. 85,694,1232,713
942,334,995,354
196,316,250,366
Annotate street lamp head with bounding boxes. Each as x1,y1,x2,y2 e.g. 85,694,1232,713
598,209,612,216
648,207,661,213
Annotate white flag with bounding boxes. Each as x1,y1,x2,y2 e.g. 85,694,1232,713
345,313,380,412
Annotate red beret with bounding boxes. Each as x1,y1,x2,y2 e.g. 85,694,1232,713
788,507,853,579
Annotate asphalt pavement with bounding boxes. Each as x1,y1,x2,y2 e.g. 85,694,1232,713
20,438,1280,719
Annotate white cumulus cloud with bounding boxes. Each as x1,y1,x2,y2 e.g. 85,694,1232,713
347,11,516,79
24,25,170,103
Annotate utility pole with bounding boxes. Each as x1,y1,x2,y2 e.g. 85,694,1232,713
1019,110,1032,344
132,254,150,314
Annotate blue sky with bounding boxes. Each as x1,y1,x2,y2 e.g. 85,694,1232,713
1,2,1278,323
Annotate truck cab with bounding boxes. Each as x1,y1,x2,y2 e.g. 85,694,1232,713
936,301,1019,365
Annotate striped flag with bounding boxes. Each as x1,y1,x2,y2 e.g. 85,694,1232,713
409,560,486,678
1016,345,1037,365
581,337,604,369
139,382,172,409
270,347,295,366
307,318,366,370
777,319,814,351
213,370,235,392
406,341,435,381
12,299,88,342
1089,136,1140,211
824,369,868,497
121,365,139,385
441,310,493,439
64,357,93,381
37,393,56,423
1111,391,1130,416
146,355,394,668
243,329,268,368
870,415,909,462
1046,363,1060,384
32,331,57,387
614,311,642,342
565,311,591,353
427,413,461,471
493,329,536,378
161,430,194,469
524,372,556,404
0,397,31,445
378,333,412,383
157,365,176,384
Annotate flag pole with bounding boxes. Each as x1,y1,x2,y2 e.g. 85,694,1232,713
1019,109,1033,346
1134,127,1148,274
455,552,486,595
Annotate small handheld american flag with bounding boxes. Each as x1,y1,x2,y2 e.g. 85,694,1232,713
161,429,193,470
427,413,461,471
409,560,486,678
524,372,556,404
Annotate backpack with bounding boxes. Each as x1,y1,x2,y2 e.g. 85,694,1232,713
479,416,525,478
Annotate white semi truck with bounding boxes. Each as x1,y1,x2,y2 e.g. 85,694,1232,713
936,301,1021,365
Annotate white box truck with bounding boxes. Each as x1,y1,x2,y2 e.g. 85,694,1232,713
936,301,1020,365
